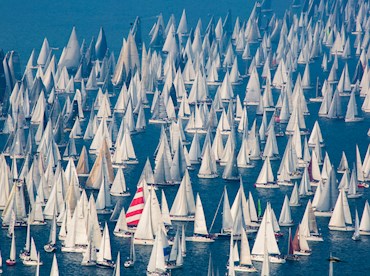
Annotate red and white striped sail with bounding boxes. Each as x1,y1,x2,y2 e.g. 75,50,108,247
126,181,145,226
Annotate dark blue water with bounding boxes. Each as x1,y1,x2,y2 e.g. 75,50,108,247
0,0,370,275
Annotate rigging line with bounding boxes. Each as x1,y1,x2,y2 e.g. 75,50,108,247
209,188,224,233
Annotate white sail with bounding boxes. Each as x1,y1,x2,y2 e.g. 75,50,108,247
194,194,209,235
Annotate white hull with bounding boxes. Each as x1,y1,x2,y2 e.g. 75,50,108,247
23,260,43,266
347,193,362,199
345,117,364,122
170,215,195,222
61,245,87,253
251,255,286,264
123,159,139,165
305,235,324,242
149,119,170,124
314,211,332,217
255,183,279,189
134,238,155,245
293,250,311,256
237,164,255,168
110,192,130,197
197,173,218,179
81,261,96,266
185,236,215,243
359,231,370,236
185,129,207,134
113,231,133,238
96,260,115,268
329,226,354,231
278,181,294,187
234,265,257,272
279,222,294,227
96,209,113,214
166,262,183,269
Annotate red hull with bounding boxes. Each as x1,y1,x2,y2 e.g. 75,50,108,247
6,259,16,266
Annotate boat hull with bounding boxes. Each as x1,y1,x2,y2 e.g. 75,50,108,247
294,250,311,256
44,244,57,253
251,255,286,264
234,265,257,272
314,211,332,217
81,261,96,266
6,260,16,266
170,215,195,222
328,226,354,231
185,236,215,243
23,260,43,266
96,260,115,268
197,173,218,179
305,235,323,242
255,183,279,189
113,231,133,238
134,238,155,245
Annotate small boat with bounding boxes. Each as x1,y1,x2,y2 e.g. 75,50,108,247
285,228,299,261
234,230,257,272
146,227,170,276
96,223,115,268
327,253,341,263
44,211,57,252
112,252,121,276
292,225,311,256
6,233,16,266
251,203,286,264
124,236,136,268
19,216,31,260
328,189,354,231
359,200,370,235
166,228,183,269
254,157,279,188
81,240,96,266
352,209,361,241
186,194,215,242
113,208,134,238
23,238,43,266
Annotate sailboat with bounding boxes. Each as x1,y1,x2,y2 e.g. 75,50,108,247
186,194,215,242
44,211,57,252
114,208,133,237
251,203,285,263
169,170,196,221
146,227,170,276
255,157,278,188
292,225,311,256
166,228,183,269
19,216,31,260
285,228,298,261
278,195,294,226
23,237,43,266
110,168,130,197
113,252,121,276
81,240,97,266
50,254,59,275
300,200,323,242
234,230,257,272
6,233,16,266
359,200,370,235
352,209,361,241
124,236,136,268
328,189,354,231
96,222,115,268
